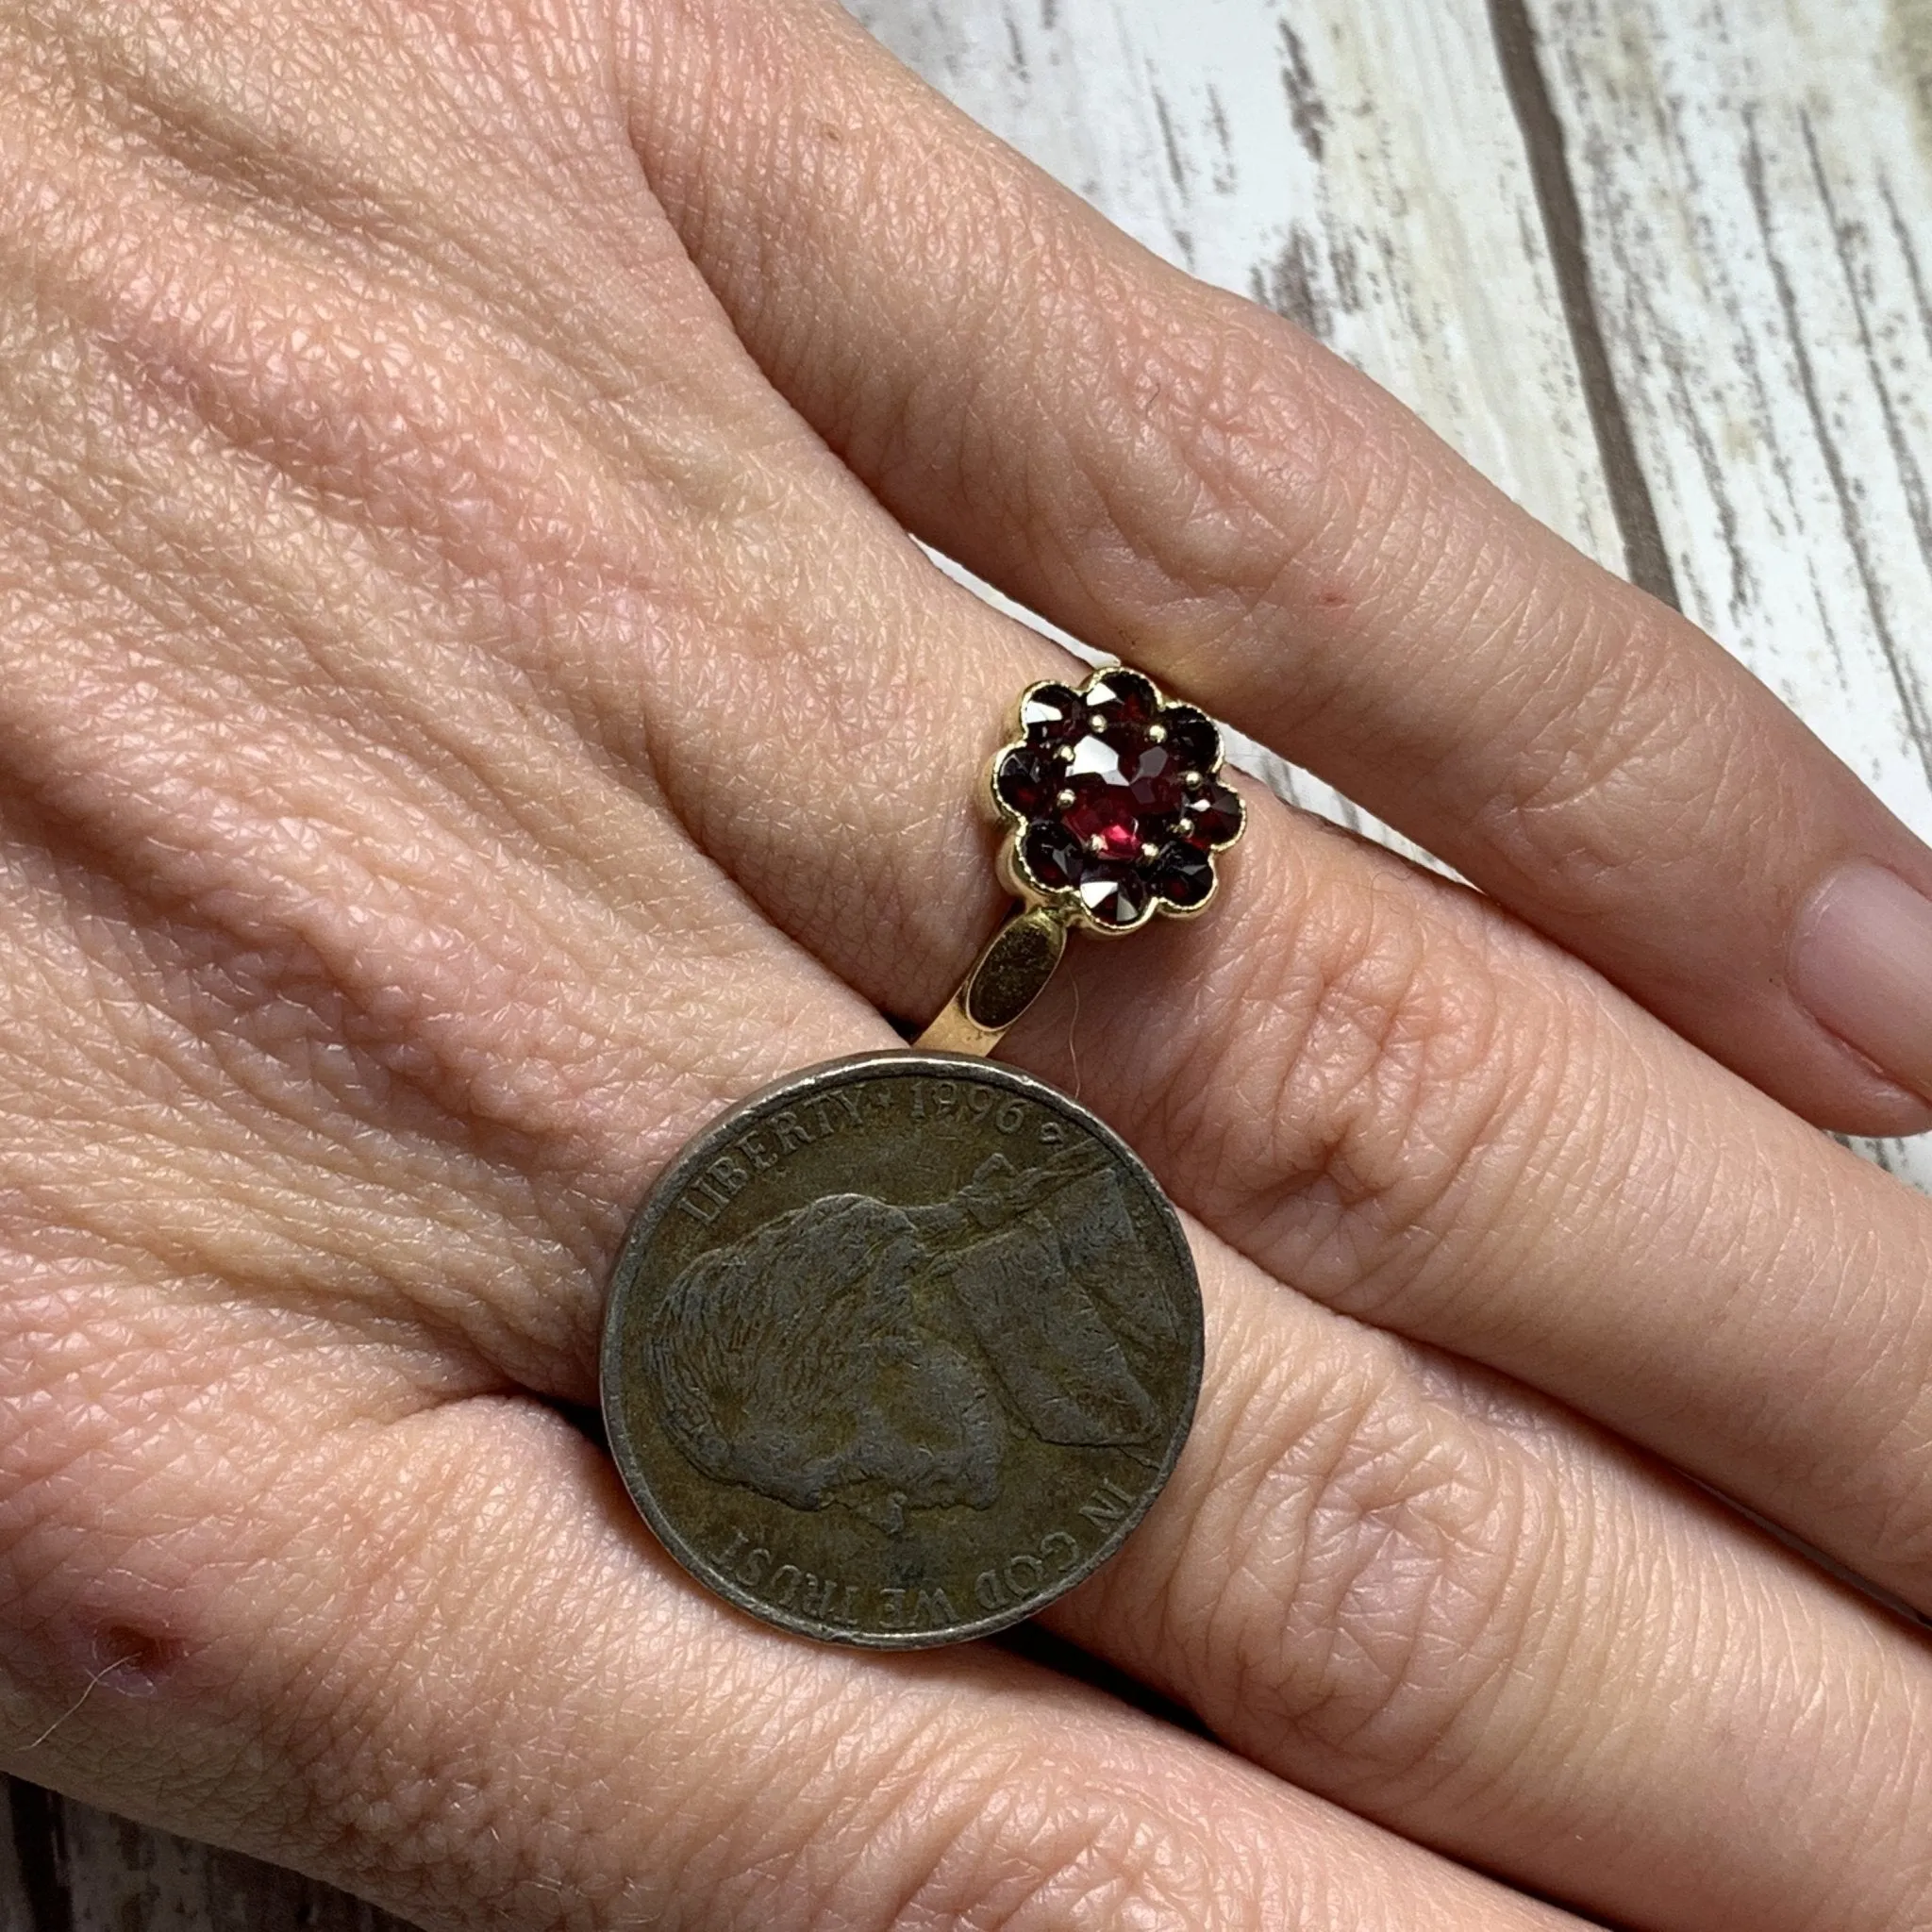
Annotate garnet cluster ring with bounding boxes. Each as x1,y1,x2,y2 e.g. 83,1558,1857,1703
919,664,1246,1058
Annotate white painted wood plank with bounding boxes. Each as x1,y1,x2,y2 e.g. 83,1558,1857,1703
1529,0,1932,835
1524,0,1932,1184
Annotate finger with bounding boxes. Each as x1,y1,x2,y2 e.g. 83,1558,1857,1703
0,1372,1577,1931
1082,1233,1932,1932
620,0,1932,1137
642,526,1932,1622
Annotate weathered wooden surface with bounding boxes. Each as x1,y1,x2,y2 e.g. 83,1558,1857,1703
1534,0,1932,820
1,1784,410,1932
7,0,1931,1922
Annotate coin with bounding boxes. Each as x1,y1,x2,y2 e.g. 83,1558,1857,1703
600,1051,1202,1647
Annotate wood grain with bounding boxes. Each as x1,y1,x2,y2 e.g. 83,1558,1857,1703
8,1,1932,1922
1531,0,1932,822
1,1787,410,1932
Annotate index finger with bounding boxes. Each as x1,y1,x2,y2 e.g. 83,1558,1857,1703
623,0,1932,1136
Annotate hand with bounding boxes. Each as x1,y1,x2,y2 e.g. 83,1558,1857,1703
3,3,1929,1927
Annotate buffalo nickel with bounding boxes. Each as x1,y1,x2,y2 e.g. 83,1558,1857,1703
600,1051,1202,1647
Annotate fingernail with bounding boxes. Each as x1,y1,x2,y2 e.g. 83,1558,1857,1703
1790,861,1932,1102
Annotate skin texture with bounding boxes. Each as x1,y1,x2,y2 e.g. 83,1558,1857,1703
0,1,1930,1927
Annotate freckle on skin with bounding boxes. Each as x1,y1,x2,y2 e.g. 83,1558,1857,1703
86,1622,183,1698
12,1622,185,1752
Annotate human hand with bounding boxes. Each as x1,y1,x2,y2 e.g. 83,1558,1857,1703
3,2,1930,1927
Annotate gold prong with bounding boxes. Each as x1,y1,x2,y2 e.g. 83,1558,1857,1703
1141,841,1160,861
1183,769,1204,788
1146,723,1167,743
1055,788,1076,808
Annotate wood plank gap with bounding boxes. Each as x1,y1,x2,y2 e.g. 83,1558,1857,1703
4,1785,73,1932
1486,0,1682,608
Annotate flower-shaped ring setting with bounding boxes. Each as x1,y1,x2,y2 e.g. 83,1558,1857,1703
991,666,1246,935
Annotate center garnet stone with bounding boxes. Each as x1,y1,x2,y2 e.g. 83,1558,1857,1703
1061,732,1186,858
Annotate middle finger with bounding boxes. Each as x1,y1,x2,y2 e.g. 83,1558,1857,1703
629,316,1932,1632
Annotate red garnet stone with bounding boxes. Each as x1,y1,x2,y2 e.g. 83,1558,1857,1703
995,668,1245,930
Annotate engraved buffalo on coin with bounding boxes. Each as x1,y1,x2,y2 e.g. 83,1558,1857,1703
600,1053,1202,1647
